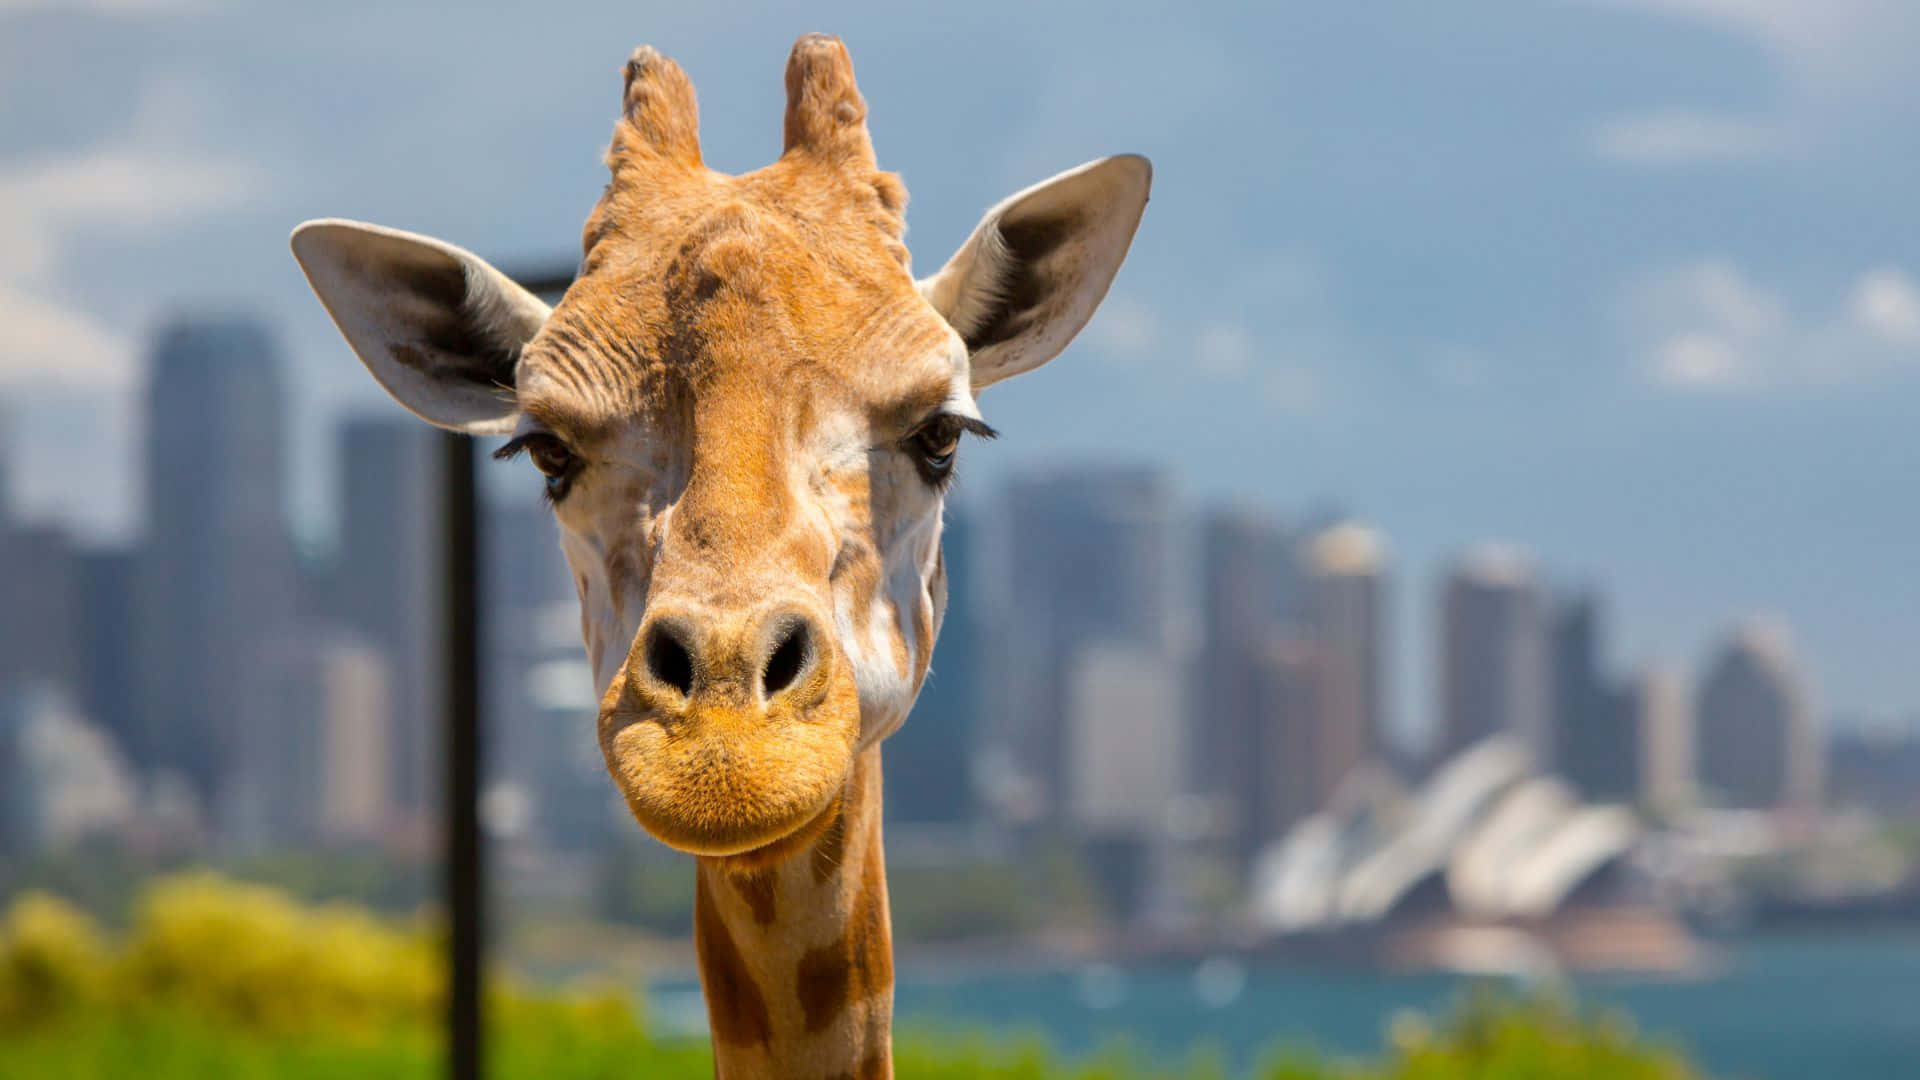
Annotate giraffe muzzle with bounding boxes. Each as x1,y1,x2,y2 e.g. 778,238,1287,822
596,598,859,857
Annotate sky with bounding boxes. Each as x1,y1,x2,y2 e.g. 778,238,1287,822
2,0,1916,740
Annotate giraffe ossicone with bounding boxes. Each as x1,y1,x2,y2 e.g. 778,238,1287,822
292,33,1148,1078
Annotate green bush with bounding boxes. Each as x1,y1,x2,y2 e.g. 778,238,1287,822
0,890,112,1025
117,872,441,1038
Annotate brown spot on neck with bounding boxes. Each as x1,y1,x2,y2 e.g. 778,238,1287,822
795,804,893,1035
693,877,772,1049
731,869,777,925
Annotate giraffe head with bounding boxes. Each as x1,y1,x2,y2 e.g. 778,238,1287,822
292,35,1148,859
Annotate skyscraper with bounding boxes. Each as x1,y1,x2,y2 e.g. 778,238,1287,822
1065,643,1182,833
76,548,139,754
484,497,597,851
1636,665,1695,813
1301,522,1388,804
226,629,393,851
1246,635,1322,847
988,466,1171,823
0,523,83,698
1696,619,1821,810
1550,593,1638,801
1438,545,1550,767
137,315,296,804
1194,509,1302,853
885,508,980,824
337,416,440,819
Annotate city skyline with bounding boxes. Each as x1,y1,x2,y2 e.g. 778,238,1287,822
2,321,1905,769
2,309,1868,836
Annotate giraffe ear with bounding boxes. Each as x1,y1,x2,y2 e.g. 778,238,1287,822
290,219,548,435
919,155,1151,390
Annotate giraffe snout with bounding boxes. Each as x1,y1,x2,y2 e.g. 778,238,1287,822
627,600,834,715
599,596,858,857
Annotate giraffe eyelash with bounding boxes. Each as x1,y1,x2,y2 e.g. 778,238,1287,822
494,432,581,503
905,413,995,489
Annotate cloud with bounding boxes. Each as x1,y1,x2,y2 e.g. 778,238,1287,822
0,286,132,388
1576,1,1920,168
1193,322,1253,379
1581,0,1920,99
1621,258,1920,392
1848,268,1920,345
1651,332,1745,389
1085,294,1160,364
0,141,265,390
1589,109,1784,166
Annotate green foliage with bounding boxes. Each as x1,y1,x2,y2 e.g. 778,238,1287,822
0,890,112,1025
1362,990,1696,1080
118,871,441,1038
0,875,1704,1079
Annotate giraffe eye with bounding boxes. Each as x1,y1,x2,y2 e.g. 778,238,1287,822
905,412,995,489
914,427,959,479
494,432,580,502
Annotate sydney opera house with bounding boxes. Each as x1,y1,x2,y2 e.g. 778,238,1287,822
1245,737,1700,973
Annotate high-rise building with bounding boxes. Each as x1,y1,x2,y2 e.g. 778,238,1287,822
484,498,601,851
1246,636,1322,847
987,466,1171,823
1191,516,1385,861
1696,619,1821,810
1065,643,1182,834
1636,665,1695,813
337,416,440,819
0,523,83,697
225,630,393,851
136,315,296,803
1194,509,1302,852
1438,545,1550,766
1301,522,1387,804
886,509,980,824
1065,642,1184,924
1550,594,1637,801
76,548,139,755
315,637,396,843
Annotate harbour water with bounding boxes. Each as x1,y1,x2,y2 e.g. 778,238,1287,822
649,933,1920,1077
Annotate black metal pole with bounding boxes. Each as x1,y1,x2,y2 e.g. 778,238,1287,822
441,430,483,1080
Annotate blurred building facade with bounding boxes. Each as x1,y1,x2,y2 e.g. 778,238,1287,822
1696,620,1822,810
985,466,1172,825
336,416,440,821
1300,523,1388,817
1194,509,1305,859
1439,546,1550,767
1549,594,1638,802
1635,666,1696,813
136,315,298,812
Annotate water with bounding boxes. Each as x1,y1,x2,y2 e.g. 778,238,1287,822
651,933,1920,1078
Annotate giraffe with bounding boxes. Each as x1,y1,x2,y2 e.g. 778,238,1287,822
291,34,1149,1078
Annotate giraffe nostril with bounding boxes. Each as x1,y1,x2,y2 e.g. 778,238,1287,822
645,623,695,696
760,619,812,698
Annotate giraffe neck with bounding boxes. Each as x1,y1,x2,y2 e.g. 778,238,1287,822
694,745,893,1080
